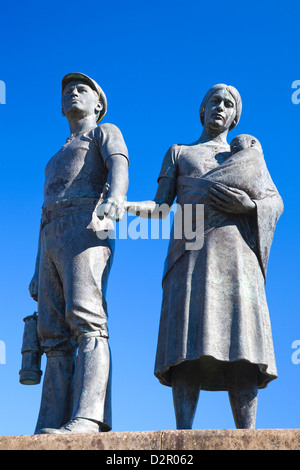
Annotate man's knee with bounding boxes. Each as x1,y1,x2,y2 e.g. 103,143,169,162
65,302,109,342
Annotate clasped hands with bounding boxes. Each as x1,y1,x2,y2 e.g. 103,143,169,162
96,184,255,222
97,197,127,222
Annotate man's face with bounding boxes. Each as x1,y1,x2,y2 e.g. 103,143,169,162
61,80,101,121
203,89,236,132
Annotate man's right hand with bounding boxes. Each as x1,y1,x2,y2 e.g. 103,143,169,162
29,273,39,302
97,197,126,222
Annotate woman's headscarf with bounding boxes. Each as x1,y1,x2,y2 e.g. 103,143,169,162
199,84,242,131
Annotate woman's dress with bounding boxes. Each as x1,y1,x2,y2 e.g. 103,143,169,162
154,141,283,390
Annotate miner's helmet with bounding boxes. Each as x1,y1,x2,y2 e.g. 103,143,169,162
61,72,107,124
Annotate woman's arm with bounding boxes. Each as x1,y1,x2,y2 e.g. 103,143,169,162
209,183,256,214
125,177,176,219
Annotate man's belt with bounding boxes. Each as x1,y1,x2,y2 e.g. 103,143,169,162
41,183,111,229
41,196,102,229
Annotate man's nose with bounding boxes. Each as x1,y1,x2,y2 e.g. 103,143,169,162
70,88,79,97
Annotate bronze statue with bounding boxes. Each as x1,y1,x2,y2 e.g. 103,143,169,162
29,73,129,434
125,84,283,429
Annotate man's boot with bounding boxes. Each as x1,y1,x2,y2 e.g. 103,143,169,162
34,352,75,434
37,333,111,434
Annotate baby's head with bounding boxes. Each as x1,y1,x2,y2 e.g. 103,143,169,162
230,134,263,155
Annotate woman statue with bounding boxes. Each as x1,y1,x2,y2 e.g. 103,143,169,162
124,84,283,429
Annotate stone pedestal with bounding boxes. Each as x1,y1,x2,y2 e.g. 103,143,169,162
0,429,299,450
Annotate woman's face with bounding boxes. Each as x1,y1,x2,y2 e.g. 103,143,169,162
203,89,236,132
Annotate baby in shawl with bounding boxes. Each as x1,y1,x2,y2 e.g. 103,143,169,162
203,134,276,200
230,134,263,156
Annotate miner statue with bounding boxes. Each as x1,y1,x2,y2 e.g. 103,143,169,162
28,73,129,434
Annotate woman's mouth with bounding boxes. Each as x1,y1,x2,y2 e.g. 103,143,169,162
213,113,224,119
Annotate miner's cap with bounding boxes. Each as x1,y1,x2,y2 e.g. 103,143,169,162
62,72,107,123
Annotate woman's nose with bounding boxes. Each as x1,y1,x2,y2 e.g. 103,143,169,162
216,101,224,111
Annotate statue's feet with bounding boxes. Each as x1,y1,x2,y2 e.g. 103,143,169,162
36,418,100,434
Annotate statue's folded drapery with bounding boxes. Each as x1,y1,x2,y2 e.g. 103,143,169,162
155,148,283,391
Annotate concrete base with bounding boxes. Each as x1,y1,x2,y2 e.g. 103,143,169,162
0,429,299,450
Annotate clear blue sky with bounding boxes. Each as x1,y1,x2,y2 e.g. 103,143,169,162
0,0,299,436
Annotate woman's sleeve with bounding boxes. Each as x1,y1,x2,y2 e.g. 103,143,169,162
157,145,178,182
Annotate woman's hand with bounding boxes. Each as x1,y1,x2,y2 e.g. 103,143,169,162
210,183,256,214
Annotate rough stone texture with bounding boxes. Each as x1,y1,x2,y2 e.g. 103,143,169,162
0,429,299,451
160,429,300,451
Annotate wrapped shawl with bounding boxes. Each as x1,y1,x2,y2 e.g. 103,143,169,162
163,147,283,283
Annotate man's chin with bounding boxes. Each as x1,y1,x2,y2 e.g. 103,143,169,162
64,107,85,120
65,103,83,112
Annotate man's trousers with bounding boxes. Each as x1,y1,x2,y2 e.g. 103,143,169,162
35,206,113,432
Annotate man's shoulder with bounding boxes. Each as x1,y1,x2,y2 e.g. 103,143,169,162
90,122,128,160
93,122,122,137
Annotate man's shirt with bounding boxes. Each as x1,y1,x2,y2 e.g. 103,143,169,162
44,123,129,206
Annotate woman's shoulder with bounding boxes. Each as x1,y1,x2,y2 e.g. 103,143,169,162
167,140,202,157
